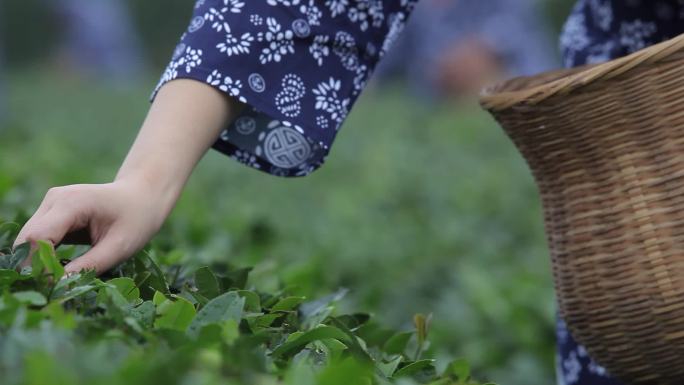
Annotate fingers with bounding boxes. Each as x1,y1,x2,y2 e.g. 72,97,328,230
13,207,82,269
14,207,82,249
12,187,92,271
61,228,93,246
13,187,82,249
64,231,127,276
12,183,151,277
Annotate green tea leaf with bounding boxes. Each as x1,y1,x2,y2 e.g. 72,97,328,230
195,266,220,299
195,323,223,346
271,326,351,358
376,355,403,378
333,313,370,330
383,331,413,355
238,290,261,312
251,313,283,329
51,271,97,299
38,240,64,281
271,296,305,311
107,277,140,303
222,267,252,290
97,286,132,319
319,338,348,362
4,242,30,270
0,269,19,289
393,359,436,379
31,246,44,279
356,323,396,348
140,252,169,294
187,291,244,338
153,291,168,306
56,284,99,304
13,290,47,306
221,318,240,345
55,245,77,262
300,288,348,319
155,296,196,331
130,301,156,329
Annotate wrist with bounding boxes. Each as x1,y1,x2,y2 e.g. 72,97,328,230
112,79,240,220
113,167,186,215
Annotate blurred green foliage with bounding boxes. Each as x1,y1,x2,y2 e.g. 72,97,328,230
0,69,555,384
0,0,193,68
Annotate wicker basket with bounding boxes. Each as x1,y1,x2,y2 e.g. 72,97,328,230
480,34,684,384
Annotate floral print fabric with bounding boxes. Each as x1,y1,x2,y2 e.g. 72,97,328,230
557,0,684,384
555,314,623,385
153,0,417,177
561,0,684,68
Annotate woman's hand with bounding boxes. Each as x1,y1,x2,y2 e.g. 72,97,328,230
13,79,242,275
13,180,173,275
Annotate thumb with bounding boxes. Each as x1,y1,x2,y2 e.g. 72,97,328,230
13,207,86,268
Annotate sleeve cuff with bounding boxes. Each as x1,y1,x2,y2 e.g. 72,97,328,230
150,0,417,177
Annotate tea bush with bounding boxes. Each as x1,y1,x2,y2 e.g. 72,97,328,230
0,223,496,385
0,70,556,384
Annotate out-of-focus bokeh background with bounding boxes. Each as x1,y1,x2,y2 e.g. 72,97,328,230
0,1,576,384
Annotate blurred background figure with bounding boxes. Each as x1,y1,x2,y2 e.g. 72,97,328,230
0,0,143,125
377,0,558,100
50,0,145,83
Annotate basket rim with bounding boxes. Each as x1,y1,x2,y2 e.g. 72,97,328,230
480,33,684,112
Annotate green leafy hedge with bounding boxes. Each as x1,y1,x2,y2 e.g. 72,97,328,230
0,223,496,385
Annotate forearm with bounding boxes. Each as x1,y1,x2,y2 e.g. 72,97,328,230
13,80,243,273
115,79,242,213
